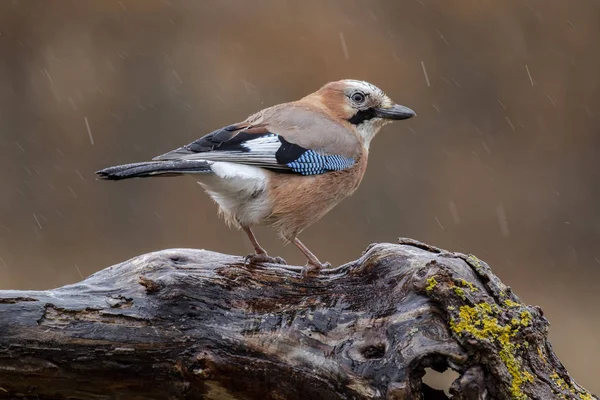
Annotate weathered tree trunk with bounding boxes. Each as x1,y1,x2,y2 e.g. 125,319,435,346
0,238,595,400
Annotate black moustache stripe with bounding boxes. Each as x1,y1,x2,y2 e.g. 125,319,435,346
347,109,377,125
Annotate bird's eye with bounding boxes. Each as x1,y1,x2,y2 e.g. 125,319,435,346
351,92,366,103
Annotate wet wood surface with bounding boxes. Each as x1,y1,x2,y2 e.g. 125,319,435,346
0,238,595,399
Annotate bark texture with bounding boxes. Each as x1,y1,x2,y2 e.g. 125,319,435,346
0,238,595,400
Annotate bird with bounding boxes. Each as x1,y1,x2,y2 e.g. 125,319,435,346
96,79,415,271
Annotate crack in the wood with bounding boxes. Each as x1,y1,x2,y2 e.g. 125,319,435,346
37,304,149,327
0,297,38,304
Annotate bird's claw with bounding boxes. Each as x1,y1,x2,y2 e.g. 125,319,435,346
302,261,331,276
244,253,287,266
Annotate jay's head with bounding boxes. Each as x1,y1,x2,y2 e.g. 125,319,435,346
308,79,415,148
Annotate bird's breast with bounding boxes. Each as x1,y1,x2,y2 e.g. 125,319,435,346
265,153,368,239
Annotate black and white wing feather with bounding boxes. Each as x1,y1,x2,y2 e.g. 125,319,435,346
153,123,355,176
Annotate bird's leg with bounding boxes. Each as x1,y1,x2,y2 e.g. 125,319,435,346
242,226,286,265
293,238,331,272
242,225,267,255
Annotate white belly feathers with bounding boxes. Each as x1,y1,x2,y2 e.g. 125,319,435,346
197,162,272,226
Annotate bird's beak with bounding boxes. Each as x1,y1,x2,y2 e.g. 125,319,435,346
374,104,416,120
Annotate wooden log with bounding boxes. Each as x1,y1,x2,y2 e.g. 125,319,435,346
0,238,595,399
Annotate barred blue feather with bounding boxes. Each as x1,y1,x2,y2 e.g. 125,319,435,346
155,127,356,176
286,150,355,175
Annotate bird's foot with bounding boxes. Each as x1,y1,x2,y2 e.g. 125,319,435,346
302,261,331,276
244,252,287,266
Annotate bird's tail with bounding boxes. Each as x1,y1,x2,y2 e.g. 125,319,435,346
96,160,212,180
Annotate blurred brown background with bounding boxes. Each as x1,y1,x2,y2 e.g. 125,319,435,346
0,0,598,392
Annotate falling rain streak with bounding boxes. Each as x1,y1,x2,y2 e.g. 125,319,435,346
448,201,460,224
495,205,510,237
339,32,349,60
33,214,42,230
84,117,94,145
505,116,515,131
421,61,431,87
525,64,534,86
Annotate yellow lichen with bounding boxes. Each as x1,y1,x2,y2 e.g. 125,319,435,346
500,345,535,398
449,302,534,399
458,278,479,292
520,310,532,327
467,254,485,272
478,302,493,314
550,373,566,388
426,276,438,292
505,299,521,308
453,287,466,300
550,372,595,400
537,346,547,363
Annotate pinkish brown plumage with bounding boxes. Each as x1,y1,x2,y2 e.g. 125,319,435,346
96,80,415,271
267,153,368,242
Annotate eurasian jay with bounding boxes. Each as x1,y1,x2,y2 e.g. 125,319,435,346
97,80,415,270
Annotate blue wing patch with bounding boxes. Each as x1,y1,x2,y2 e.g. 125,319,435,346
157,128,355,175
286,150,355,175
